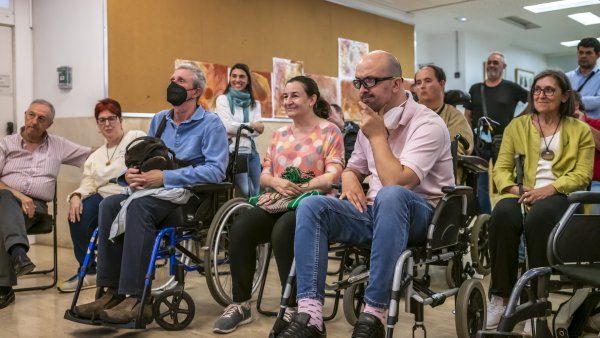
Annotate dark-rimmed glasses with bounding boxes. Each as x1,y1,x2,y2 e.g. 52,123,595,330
97,116,119,125
533,86,556,97
352,76,397,90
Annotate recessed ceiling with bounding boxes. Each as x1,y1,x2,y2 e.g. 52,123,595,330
331,0,600,56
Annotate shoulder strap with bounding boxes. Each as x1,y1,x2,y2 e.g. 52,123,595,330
155,110,172,138
480,84,488,118
577,70,597,92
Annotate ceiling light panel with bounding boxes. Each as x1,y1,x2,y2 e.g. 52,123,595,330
524,0,600,13
568,12,600,25
561,37,600,47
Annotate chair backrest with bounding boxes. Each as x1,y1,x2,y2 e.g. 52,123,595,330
427,189,467,252
548,191,600,265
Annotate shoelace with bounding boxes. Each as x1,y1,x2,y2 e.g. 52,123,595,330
221,304,243,319
283,308,296,323
279,319,316,338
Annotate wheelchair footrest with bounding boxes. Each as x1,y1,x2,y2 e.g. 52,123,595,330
476,330,524,338
63,310,103,326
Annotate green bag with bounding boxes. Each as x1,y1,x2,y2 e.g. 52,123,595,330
249,167,321,213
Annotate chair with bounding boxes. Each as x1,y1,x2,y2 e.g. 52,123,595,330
476,191,600,338
15,188,58,292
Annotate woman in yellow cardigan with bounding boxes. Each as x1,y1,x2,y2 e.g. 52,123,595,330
486,70,594,330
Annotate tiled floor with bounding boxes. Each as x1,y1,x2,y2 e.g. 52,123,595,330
2,244,493,338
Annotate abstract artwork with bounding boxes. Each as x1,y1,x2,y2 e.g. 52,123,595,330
341,79,361,121
307,73,338,107
174,59,228,111
272,57,304,118
338,38,369,80
251,70,273,119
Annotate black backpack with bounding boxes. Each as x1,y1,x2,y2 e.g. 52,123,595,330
124,112,185,172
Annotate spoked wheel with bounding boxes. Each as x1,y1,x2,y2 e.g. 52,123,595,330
343,264,368,325
455,279,487,338
446,256,468,288
470,214,491,276
152,289,195,331
152,237,195,294
205,198,269,306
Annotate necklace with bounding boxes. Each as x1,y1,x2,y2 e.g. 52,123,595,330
105,134,124,166
536,116,560,161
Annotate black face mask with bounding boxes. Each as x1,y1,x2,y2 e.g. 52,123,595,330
167,81,194,106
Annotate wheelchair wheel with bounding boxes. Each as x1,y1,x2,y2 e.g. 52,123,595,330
152,237,195,294
470,214,491,276
152,289,195,331
343,264,368,325
455,279,487,338
446,256,468,288
205,198,270,306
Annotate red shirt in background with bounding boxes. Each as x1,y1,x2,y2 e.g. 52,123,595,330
584,116,600,181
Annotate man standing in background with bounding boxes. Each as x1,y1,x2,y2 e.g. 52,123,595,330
567,37,600,119
463,51,528,214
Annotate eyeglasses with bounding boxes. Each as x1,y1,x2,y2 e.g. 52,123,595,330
533,86,556,97
352,76,397,90
97,116,119,125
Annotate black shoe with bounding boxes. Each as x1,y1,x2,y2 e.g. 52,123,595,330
277,312,326,338
351,313,385,338
12,254,35,277
0,288,15,309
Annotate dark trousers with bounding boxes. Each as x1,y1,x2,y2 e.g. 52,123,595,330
489,195,569,298
68,193,103,274
229,207,296,304
0,190,47,286
96,194,182,296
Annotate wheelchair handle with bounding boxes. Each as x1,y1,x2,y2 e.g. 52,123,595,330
454,133,470,151
514,153,525,195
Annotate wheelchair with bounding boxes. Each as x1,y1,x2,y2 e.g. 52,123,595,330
476,191,600,338
64,125,269,331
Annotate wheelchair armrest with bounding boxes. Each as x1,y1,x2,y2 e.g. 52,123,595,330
567,191,600,204
186,182,233,194
441,185,472,196
456,155,489,174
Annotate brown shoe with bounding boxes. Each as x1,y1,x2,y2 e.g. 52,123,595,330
100,296,153,324
73,292,125,320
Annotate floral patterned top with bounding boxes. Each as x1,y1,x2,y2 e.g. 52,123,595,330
263,120,344,179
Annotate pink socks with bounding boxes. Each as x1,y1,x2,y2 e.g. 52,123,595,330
364,304,386,325
298,298,323,331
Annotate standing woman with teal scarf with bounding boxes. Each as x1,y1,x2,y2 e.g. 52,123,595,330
215,63,265,197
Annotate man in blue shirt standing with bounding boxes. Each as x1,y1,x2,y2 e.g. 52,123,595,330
566,37,600,119
73,63,229,324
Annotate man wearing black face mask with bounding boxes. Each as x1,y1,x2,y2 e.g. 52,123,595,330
73,63,229,324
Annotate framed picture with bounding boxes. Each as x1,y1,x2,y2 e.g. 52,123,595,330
515,68,535,90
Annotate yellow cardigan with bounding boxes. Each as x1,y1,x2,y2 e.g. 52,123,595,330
493,114,594,200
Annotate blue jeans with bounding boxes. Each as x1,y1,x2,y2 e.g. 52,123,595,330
234,150,262,197
68,193,103,274
294,186,434,309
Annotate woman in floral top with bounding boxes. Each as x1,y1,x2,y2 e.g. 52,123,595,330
213,76,344,334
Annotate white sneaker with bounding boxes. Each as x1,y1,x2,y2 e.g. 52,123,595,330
57,274,96,293
523,319,533,336
486,295,506,329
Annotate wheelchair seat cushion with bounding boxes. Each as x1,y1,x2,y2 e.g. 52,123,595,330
553,264,600,288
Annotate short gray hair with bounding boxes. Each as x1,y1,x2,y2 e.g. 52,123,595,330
488,51,506,65
176,62,206,91
30,99,55,120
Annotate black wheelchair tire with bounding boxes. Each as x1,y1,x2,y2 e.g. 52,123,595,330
342,264,368,326
470,214,491,276
152,289,195,331
455,279,487,338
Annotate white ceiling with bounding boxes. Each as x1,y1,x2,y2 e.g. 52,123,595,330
329,0,600,56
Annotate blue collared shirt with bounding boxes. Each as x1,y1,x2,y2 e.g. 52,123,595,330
567,65,600,118
148,106,229,188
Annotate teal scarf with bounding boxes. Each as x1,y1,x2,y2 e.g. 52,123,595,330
226,89,251,123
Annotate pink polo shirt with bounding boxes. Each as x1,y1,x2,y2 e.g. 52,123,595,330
346,93,454,206
0,132,90,201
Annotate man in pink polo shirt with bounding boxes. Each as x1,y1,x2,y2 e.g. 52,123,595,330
0,99,90,309
273,51,454,338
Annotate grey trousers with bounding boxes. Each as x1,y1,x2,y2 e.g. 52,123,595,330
0,190,47,286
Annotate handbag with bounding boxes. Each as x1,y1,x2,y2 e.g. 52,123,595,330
248,167,321,214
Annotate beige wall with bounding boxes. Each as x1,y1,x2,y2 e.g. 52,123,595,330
45,117,287,248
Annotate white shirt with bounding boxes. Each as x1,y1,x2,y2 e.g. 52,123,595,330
214,94,262,154
535,131,560,189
